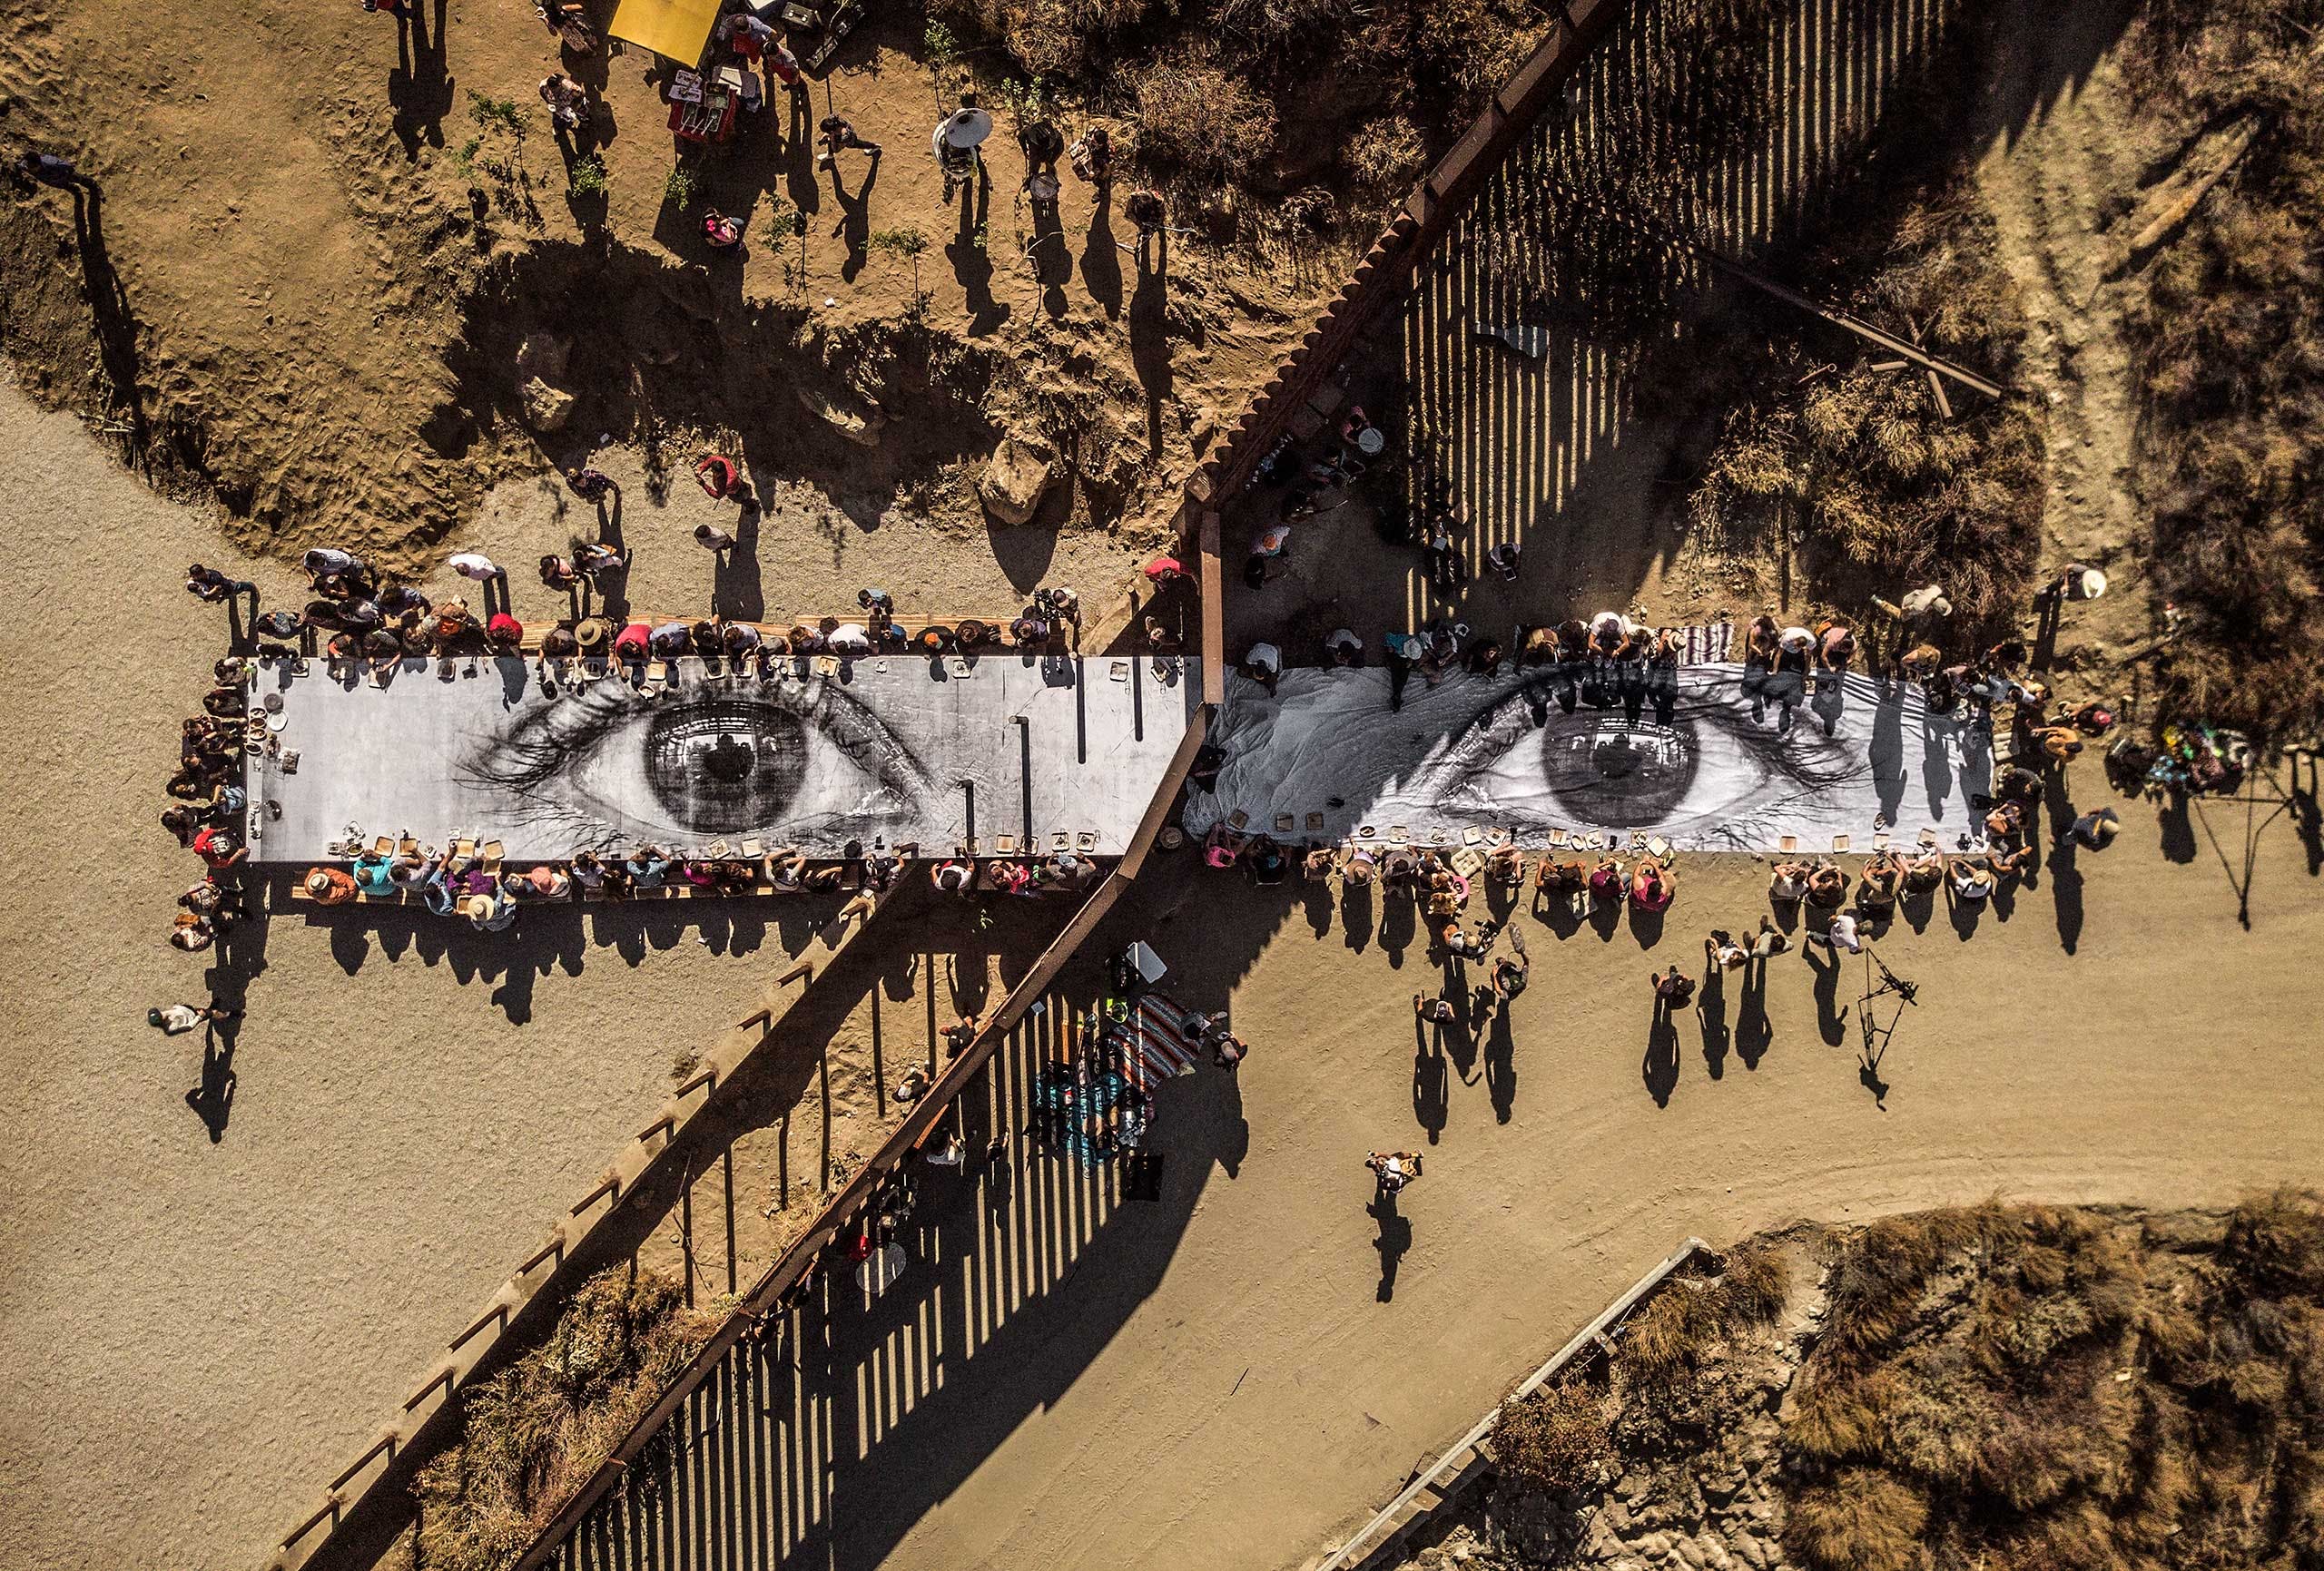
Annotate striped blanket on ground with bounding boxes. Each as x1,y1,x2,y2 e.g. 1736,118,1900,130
1120,993,1204,1087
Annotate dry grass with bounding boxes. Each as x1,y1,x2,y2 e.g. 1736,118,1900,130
1784,1468,1928,1571
1125,51,1278,184
1780,1196,2324,1571
411,1267,723,1571
2121,0,2324,740
1494,1379,1614,1495
925,0,1545,212
1614,1242,1791,1392
1686,181,2046,632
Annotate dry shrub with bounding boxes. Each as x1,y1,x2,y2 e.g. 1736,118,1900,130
1713,1242,1792,1325
1789,1365,1901,1464
1126,51,1277,184
1689,183,2044,630
1616,1244,1791,1392
2120,0,2324,738
413,1267,721,1571
926,0,1152,77
931,0,1541,201
1495,1379,1612,1495
1784,1468,1928,1571
1780,1200,2324,1571
1347,114,1425,195
2218,1188,2324,1298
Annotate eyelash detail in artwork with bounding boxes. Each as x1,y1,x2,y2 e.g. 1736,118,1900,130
460,666,944,845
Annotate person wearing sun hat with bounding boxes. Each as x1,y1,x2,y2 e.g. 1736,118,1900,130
2038,562,2108,606
459,891,517,932
304,867,359,904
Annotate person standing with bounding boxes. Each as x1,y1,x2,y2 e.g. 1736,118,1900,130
1365,1150,1423,1196
818,114,882,170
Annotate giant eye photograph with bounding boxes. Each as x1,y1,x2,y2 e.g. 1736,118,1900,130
15,4,2320,1571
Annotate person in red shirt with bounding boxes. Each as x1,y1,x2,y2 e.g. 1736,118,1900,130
192,827,248,869
486,613,525,653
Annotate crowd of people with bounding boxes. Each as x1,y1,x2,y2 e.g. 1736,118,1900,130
299,834,1098,930
192,527,1090,676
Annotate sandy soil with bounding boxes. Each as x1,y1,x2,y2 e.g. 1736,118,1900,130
650,811,2322,1571
0,384,839,1571
0,0,1331,581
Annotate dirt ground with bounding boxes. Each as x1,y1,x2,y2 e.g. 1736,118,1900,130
2,3,2319,1570
0,386,793,1571
569,802,2324,1571
0,0,1333,590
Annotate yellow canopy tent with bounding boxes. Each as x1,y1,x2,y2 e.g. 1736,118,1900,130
607,0,720,64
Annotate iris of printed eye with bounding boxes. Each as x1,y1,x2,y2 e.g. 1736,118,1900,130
643,703,811,832
1537,718,1698,828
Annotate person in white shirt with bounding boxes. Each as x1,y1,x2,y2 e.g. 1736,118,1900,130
1820,910,1863,953
448,552,501,583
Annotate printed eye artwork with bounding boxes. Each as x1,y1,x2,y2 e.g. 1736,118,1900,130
1184,666,1982,851
462,672,940,849
1411,675,1865,844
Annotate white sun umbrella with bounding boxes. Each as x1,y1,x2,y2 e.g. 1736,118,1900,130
932,107,992,157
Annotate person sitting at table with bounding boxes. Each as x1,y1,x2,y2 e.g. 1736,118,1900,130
1856,849,1903,918
766,847,808,892
304,866,359,905
1586,855,1626,904
1629,856,1676,912
351,849,399,898
625,843,672,889
1805,859,1849,909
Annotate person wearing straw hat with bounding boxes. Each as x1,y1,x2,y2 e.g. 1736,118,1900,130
932,95,990,203
459,890,517,932
2039,562,2108,606
2063,806,2122,852
304,867,359,905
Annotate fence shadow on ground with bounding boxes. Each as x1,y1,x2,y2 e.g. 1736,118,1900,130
550,923,1245,1571
1242,0,2132,643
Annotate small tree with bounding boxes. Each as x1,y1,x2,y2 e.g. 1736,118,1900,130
663,166,700,211
567,154,608,197
872,225,932,315
924,23,961,110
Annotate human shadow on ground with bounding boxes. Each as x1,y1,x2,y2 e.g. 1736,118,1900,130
1370,1189,1413,1302
1802,938,1851,1046
309,887,833,1024
1413,1006,1450,1144
1642,996,1682,1106
388,0,454,161
1697,965,1730,1079
1079,185,1123,319
185,1031,238,1143
1128,247,1172,457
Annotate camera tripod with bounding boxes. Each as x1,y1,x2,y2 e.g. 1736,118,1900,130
1855,943,1918,1106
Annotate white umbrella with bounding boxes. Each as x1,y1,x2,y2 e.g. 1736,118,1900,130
934,107,992,152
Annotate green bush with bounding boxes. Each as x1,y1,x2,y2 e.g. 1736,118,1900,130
566,155,607,198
